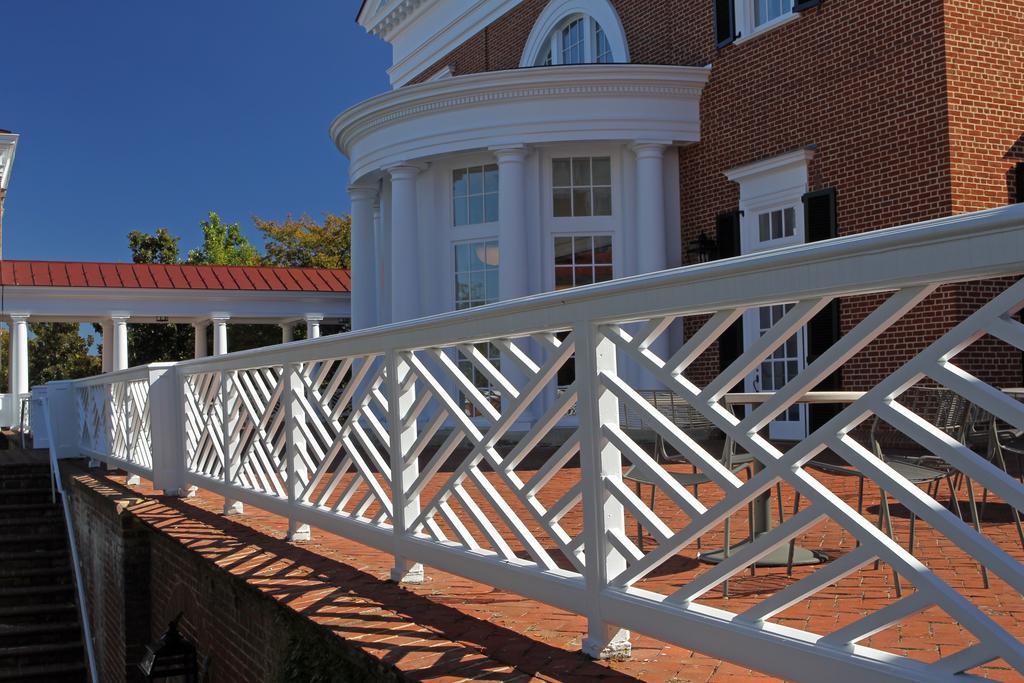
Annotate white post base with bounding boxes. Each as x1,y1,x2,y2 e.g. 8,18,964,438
287,522,311,542
186,485,198,498
223,500,244,515
582,627,632,660
125,474,141,486
390,561,424,585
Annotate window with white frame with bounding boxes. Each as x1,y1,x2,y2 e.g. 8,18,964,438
452,165,498,226
553,235,613,389
537,14,617,66
454,241,501,416
552,156,612,217
753,0,790,27
758,207,796,243
553,235,613,290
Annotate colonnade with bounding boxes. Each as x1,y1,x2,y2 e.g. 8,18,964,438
5,311,327,398
346,141,672,333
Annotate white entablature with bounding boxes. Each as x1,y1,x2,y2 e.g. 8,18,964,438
332,63,709,183
358,0,524,88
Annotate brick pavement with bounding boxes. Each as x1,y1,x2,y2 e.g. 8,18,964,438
69,452,1024,682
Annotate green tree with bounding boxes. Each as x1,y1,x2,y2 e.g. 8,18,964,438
187,212,260,266
127,227,180,264
254,213,351,269
29,323,101,386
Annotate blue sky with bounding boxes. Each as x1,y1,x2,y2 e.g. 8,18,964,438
2,1,391,262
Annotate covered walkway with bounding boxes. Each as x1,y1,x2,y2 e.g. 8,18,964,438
0,259,351,425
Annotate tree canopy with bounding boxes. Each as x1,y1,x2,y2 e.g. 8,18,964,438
254,213,351,269
187,212,261,266
29,323,101,386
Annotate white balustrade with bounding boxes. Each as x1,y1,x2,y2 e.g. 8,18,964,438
52,204,1024,682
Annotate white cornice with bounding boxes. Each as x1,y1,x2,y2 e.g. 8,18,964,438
332,64,709,182
0,133,19,192
362,0,521,88
724,148,815,183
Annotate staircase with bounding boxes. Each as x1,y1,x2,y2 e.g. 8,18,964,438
0,463,88,681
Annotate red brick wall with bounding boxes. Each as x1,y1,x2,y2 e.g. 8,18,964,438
944,0,1024,213
66,467,400,683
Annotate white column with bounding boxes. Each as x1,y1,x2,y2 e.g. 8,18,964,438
304,314,322,340
349,185,378,331
193,321,209,359
280,322,295,344
111,314,130,371
101,320,113,373
632,142,670,275
8,314,28,400
492,145,529,301
211,314,229,356
632,142,671,389
373,197,386,325
387,164,421,323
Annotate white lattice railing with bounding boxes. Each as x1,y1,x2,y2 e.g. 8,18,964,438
51,204,1024,681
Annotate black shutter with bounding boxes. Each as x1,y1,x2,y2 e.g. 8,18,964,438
715,211,744,401
793,0,823,11
714,0,737,48
803,188,841,430
1015,162,1024,204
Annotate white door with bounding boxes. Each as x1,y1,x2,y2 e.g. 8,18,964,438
741,206,807,441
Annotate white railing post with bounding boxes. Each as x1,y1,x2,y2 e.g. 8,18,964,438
387,351,423,584
124,380,141,486
576,321,631,660
149,365,187,496
284,362,311,541
222,370,243,515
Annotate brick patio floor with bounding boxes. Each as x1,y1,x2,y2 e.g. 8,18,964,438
68,443,1024,682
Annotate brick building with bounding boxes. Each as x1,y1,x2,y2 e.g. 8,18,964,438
335,0,1023,440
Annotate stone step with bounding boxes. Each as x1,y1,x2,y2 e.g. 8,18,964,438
0,532,67,550
0,502,61,516
0,584,74,608
0,621,81,648
0,516,64,531
0,603,77,625
0,660,85,682
0,489,57,505
0,565,72,590
0,641,84,673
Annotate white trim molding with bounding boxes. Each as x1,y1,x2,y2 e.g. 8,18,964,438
358,0,522,88
332,64,709,183
519,0,630,67
0,132,18,192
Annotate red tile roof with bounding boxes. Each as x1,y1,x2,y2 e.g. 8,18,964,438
0,260,351,293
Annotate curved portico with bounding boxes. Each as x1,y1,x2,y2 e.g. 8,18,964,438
331,63,709,329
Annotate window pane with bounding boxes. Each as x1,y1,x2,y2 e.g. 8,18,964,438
593,235,612,263
553,158,572,186
455,243,470,271
575,266,594,286
470,270,486,301
555,266,574,290
593,187,612,216
452,169,468,197
554,236,574,265
468,167,483,194
759,307,770,330
759,213,770,242
454,197,468,226
572,157,591,185
484,164,499,192
469,195,484,224
484,193,499,223
455,273,470,307
553,188,572,217
771,210,783,239
784,207,795,237
592,157,611,185
594,265,613,283
485,269,499,302
484,242,500,267
573,188,592,217
574,235,594,263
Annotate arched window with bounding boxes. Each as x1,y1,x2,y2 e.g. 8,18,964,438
521,0,629,68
